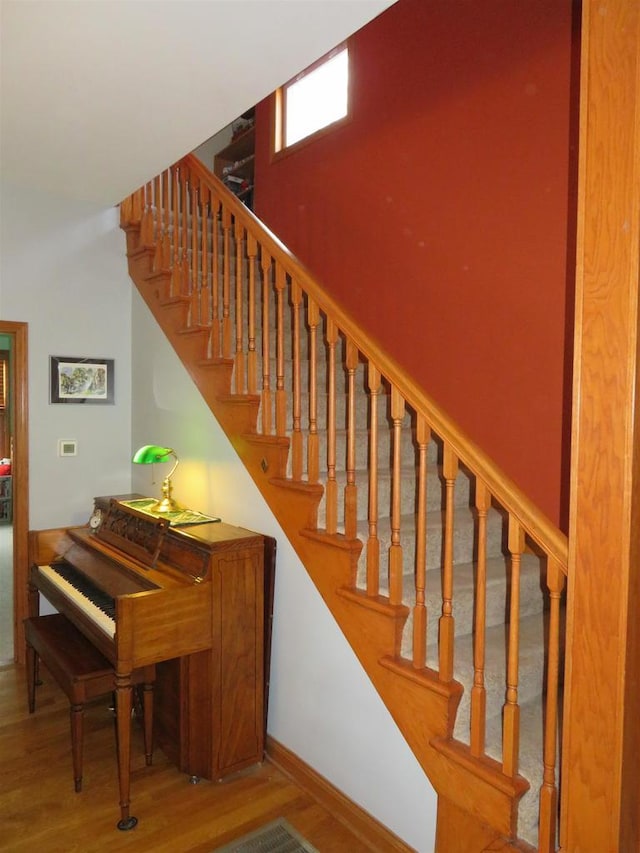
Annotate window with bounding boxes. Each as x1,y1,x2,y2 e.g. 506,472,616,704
276,45,349,152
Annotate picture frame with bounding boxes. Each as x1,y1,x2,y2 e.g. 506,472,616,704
49,356,114,405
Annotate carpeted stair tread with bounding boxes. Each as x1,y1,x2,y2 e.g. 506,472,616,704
287,423,429,477
484,695,560,848
444,611,549,744
399,552,545,653
316,464,473,526
354,505,505,581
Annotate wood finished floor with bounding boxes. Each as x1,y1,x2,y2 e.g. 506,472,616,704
0,663,377,852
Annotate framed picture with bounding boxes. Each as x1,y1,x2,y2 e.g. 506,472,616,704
49,356,114,405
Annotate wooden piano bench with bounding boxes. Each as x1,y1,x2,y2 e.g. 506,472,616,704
24,613,155,793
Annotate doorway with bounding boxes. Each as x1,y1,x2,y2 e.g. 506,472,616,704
0,321,28,665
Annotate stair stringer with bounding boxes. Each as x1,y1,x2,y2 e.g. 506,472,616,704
123,227,530,848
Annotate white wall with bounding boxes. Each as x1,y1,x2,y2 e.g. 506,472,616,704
0,181,133,526
131,289,437,853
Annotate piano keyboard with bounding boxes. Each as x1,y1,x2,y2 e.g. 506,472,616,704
37,562,116,638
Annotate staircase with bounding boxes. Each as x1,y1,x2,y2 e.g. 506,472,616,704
120,153,568,852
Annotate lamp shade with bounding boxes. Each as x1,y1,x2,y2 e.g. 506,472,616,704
132,445,174,465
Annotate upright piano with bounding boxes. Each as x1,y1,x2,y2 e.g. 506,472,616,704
28,496,275,830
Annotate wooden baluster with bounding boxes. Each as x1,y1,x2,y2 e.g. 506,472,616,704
470,479,491,756
234,219,246,393
119,193,133,227
325,319,339,530
123,186,143,227
173,173,181,268
210,193,221,357
148,175,155,215
131,186,144,225
179,172,189,275
190,182,199,323
171,168,180,277
221,207,232,359
274,264,287,436
412,413,430,668
365,364,381,593
343,340,359,539
154,175,162,235
306,299,320,482
198,184,206,321
161,168,172,270
140,181,154,246
179,253,190,299
152,232,163,276
260,253,272,434
162,169,170,242
119,194,131,227
159,172,171,270
200,188,211,348
538,555,566,853
503,515,523,777
158,227,171,272
152,175,162,270
290,281,303,480
439,445,458,682
197,181,205,322
246,234,258,394
388,385,405,605
139,180,149,234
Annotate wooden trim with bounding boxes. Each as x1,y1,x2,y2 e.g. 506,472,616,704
435,797,534,853
265,736,413,852
0,321,28,666
561,0,640,850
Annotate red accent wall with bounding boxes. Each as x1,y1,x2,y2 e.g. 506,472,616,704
254,0,576,528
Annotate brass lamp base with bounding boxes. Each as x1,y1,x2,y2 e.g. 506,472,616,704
150,477,184,514
149,496,184,514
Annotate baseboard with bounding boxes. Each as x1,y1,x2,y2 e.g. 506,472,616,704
265,735,415,852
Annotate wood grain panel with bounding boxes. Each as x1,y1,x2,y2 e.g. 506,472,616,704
561,1,640,850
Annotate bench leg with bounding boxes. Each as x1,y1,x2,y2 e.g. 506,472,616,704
70,702,84,793
142,682,154,767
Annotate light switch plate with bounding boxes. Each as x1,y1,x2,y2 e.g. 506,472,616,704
58,439,77,457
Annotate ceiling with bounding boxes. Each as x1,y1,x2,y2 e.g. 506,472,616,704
0,0,394,208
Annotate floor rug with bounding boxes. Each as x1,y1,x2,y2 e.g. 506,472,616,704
212,817,319,853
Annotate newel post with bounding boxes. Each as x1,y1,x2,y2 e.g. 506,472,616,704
561,1,640,850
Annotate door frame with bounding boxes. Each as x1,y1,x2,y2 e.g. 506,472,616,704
0,321,29,665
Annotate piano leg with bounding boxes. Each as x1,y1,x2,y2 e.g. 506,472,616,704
142,680,154,766
114,672,137,831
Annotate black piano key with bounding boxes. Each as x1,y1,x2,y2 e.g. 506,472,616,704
49,561,116,620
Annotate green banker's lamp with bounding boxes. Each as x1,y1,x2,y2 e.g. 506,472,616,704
132,444,184,514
